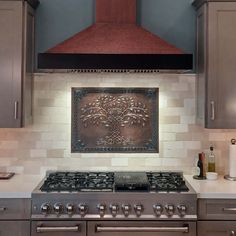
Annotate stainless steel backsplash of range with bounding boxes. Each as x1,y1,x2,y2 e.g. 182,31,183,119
31,171,197,236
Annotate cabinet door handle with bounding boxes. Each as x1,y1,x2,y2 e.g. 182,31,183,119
0,207,7,212
36,226,80,233
210,101,215,120
14,101,18,120
231,230,235,236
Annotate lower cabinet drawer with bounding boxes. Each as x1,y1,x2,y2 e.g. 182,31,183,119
198,221,236,236
198,199,236,220
31,221,86,236
0,221,30,236
0,198,31,219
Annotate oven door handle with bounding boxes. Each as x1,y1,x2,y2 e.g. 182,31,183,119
95,225,189,233
36,226,80,233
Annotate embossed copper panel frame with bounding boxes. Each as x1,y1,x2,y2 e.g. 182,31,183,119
71,88,158,153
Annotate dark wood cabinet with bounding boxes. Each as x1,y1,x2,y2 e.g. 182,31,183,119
0,198,31,236
193,0,236,128
0,0,38,128
198,221,236,236
198,199,236,236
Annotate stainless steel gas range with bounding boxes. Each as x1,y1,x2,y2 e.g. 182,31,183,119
31,171,197,236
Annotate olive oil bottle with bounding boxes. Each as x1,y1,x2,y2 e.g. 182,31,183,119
208,146,215,172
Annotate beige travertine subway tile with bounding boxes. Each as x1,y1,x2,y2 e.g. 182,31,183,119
160,124,188,133
33,116,51,124
145,158,162,166
41,132,68,141
180,116,195,124
0,149,16,158
49,80,67,90
6,166,24,173
163,141,184,149
163,148,187,158
183,141,201,150
30,149,47,158
17,141,36,149
111,158,128,166
171,82,189,91
191,132,208,141
0,141,18,149
167,99,184,107
176,133,193,141
160,132,176,141
209,132,228,141
47,149,65,158
0,166,7,172
159,116,180,124
37,98,66,107
160,107,185,116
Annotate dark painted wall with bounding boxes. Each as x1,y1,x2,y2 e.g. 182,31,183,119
36,0,196,55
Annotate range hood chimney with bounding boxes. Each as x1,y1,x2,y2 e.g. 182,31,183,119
38,0,192,72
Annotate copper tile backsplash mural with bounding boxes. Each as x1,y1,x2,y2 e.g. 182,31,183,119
71,88,159,153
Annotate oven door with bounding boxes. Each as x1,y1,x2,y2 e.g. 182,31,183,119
31,221,86,236
88,221,196,236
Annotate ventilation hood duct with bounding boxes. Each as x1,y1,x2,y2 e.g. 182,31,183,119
38,0,193,72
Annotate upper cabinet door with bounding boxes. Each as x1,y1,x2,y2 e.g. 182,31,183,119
0,1,23,128
207,2,236,128
194,0,236,128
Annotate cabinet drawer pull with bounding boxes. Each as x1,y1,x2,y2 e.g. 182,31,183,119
231,231,235,236
0,207,7,212
36,226,80,233
14,101,18,120
210,101,215,120
223,208,236,213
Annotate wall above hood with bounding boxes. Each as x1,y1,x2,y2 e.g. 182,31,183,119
38,0,193,72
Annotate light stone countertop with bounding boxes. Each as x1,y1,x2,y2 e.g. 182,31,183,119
184,175,236,199
0,174,43,198
0,173,236,199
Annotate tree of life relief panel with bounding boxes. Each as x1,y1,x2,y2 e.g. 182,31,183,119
71,88,158,153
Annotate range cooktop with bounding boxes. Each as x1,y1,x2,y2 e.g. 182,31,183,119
40,171,189,193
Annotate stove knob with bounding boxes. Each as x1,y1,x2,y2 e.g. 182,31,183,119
41,203,51,215
165,204,175,217
66,203,74,215
177,205,187,217
153,204,163,217
78,203,88,217
122,204,131,217
110,204,119,217
134,204,144,217
97,204,106,217
54,203,63,215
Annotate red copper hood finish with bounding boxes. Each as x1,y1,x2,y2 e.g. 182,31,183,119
38,0,192,72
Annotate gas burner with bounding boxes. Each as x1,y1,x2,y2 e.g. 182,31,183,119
40,172,114,192
147,172,189,192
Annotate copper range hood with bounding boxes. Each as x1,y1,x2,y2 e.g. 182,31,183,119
38,0,192,72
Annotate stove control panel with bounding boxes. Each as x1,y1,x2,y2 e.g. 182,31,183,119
38,202,190,218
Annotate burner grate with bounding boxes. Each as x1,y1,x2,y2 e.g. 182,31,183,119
40,172,114,192
147,172,189,192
